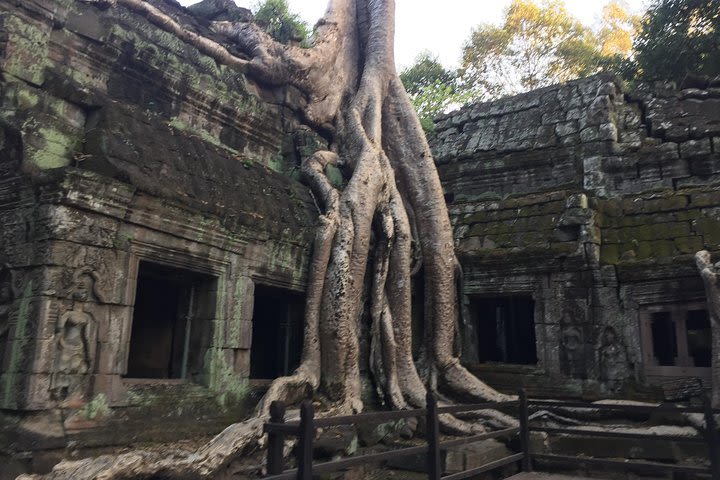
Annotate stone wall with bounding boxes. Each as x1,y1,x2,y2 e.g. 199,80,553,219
3,0,720,462
432,74,720,399
0,0,322,452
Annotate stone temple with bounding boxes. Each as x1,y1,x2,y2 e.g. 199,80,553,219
2,0,720,471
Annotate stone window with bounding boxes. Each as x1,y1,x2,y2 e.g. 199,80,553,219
471,296,537,365
640,304,711,378
125,261,216,381
249,285,304,380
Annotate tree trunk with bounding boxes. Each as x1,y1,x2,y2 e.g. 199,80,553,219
696,251,720,408
26,0,513,477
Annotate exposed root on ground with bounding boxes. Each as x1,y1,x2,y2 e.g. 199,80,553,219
23,2,688,479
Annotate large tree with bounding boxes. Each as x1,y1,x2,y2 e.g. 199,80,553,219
36,0,512,477
399,52,468,134
252,0,309,45
634,0,720,83
461,0,637,98
461,0,600,97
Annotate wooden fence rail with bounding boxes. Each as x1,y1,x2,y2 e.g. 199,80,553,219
261,390,720,480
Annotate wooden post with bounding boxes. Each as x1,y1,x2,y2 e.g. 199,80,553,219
426,391,442,480
704,396,720,480
297,400,315,480
519,389,532,472
267,401,286,475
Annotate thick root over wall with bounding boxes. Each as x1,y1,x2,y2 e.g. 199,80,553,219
26,0,519,477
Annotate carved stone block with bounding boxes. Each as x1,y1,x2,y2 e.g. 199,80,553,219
91,373,128,406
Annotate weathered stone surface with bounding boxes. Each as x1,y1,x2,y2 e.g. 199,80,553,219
314,426,359,459
432,74,720,401
0,0,315,454
444,439,512,474
2,0,720,467
186,0,253,23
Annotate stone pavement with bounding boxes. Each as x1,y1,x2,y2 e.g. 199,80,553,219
508,474,594,480
508,473,669,480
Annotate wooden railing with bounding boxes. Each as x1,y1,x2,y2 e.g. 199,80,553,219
262,392,523,480
260,390,720,480
527,397,720,479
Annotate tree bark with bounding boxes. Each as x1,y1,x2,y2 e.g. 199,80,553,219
25,1,514,477
696,250,720,408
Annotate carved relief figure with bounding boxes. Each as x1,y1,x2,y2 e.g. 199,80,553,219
695,250,720,407
51,268,99,403
598,326,627,391
560,324,584,378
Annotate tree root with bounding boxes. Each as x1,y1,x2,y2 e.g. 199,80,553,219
18,418,266,480
31,2,553,478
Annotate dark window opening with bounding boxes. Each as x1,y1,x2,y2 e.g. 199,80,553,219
126,262,216,380
250,285,304,379
472,296,537,365
642,305,712,374
686,309,711,367
650,311,677,366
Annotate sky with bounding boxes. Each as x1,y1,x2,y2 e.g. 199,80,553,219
177,0,648,70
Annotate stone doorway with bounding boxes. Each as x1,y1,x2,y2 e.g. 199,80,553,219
125,261,216,381
249,284,304,380
471,296,537,365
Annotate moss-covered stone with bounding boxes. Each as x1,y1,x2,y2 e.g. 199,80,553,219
652,195,690,212
598,198,623,217
26,127,78,170
673,236,704,254
600,244,620,264
528,215,557,231
623,195,689,214
602,229,621,244
695,218,720,244
674,209,702,222
690,191,720,208
634,240,675,260
0,13,51,86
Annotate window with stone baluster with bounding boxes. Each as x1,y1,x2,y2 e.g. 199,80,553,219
639,303,711,380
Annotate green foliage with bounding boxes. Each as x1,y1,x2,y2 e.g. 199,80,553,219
79,394,111,420
599,1,639,57
401,52,455,97
461,0,637,98
400,52,472,134
634,0,720,83
253,0,309,46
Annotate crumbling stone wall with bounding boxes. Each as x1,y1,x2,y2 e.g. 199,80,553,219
3,0,720,459
432,74,720,399
0,0,322,451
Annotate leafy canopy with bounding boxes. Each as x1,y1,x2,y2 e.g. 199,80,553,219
253,0,309,45
460,0,637,98
634,0,720,83
599,0,638,57
399,52,470,133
